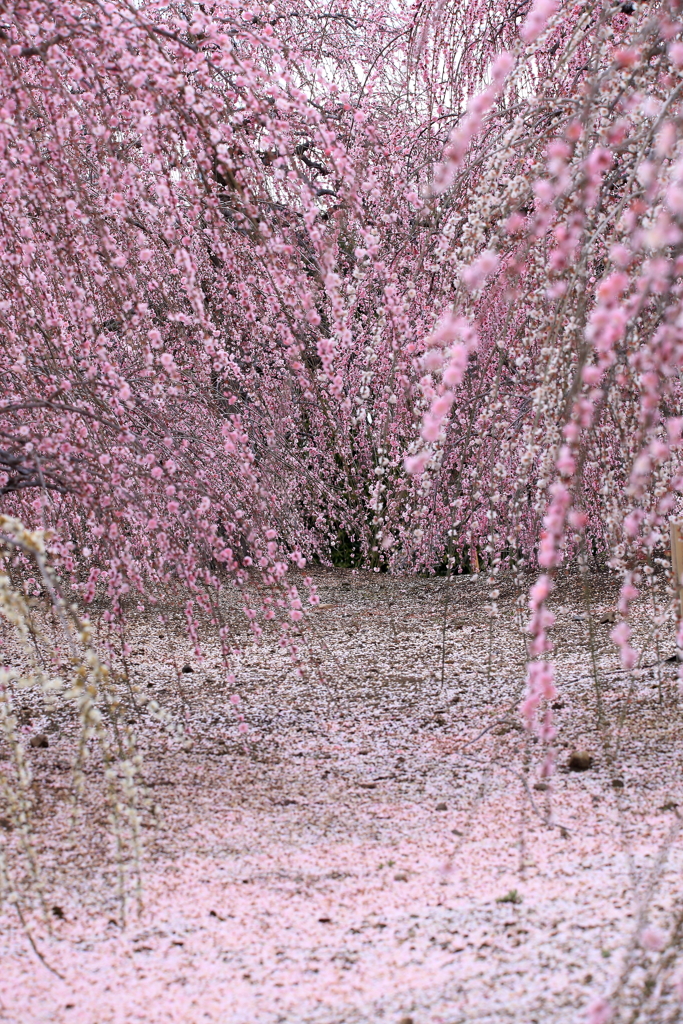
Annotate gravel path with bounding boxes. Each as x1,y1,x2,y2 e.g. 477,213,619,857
2,568,683,1023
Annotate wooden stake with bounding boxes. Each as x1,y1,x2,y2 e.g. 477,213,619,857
670,519,683,623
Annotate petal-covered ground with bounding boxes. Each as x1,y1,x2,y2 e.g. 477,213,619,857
1,569,682,1023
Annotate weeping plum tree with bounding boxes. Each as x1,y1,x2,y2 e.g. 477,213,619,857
1,0,682,715
0,5,680,730
2,0,683,1010
1,0,683,587
0,0,679,579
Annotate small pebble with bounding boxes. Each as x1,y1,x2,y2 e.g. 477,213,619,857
568,750,593,772
29,734,49,749
435,801,448,811
181,664,194,673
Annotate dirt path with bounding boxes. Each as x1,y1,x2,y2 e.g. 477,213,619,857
2,569,683,1023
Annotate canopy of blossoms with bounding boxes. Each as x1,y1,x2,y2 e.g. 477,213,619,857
0,0,680,595
1,0,683,946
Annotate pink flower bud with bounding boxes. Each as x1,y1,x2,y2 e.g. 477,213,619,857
461,250,499,292
669,42,683,66
520,0,558,42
